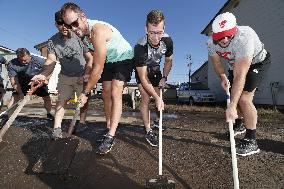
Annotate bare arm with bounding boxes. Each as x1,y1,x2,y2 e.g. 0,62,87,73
84,24,111,92
163,55,173,78
10,76,23,95
84,52,93,76
209,54,226,80
137,66,160,100
41,53,57,77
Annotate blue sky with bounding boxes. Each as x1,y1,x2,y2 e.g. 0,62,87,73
0,0,226,83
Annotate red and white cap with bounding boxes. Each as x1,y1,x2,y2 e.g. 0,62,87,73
212,12,237,41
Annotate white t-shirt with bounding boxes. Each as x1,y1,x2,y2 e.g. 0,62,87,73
207,26,267,70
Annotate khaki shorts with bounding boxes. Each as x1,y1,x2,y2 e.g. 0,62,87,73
57,74,83,102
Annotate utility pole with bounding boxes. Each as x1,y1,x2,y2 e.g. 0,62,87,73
186,54,193,84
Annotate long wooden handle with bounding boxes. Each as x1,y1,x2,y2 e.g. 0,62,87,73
0,96,30,142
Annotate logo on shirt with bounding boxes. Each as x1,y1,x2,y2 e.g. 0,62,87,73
219,20,227,28
216,51,232,60
253,69,258,74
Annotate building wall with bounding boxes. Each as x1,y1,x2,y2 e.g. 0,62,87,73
191,62,209,88
208,0,284,105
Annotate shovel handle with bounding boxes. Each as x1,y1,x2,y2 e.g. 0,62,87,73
68,102,81,136
158,88,163,176
226,87,240,189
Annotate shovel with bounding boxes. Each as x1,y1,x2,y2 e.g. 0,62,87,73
225,88,240,189
146,88,175,189
0,82,42,151
68,102,81,136
0,100,22,118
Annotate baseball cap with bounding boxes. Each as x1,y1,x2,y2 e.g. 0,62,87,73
212,12,237,41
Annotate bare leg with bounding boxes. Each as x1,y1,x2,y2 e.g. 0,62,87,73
108,80,124,136
102,81,112,129
238,90,257,130
42,95,52,114
7,94,19,109
138,84,151,133
54,100,68,129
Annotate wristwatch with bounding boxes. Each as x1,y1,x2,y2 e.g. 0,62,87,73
162,76,167,81
82,90,91,97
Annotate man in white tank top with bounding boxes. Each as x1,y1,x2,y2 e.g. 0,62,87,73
61,3,134,155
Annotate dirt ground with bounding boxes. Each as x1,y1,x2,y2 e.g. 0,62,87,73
0,99,283,189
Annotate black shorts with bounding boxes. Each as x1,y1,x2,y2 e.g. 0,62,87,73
99,59,134,82
229,52,271,92
19,80,49,97
135,65,162,87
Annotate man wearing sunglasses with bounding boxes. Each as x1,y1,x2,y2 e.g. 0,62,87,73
61,3,134,154
207,12,271,156
134,10,173,146
32,11,93,139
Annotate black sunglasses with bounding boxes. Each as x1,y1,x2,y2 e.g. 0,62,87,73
65,17,80,29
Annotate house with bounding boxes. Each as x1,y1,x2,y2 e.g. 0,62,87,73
201,0,284,105
0,45,17,105
34,41,60,93
190,61,209,88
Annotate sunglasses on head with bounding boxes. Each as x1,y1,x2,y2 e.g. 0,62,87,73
65,17,80,29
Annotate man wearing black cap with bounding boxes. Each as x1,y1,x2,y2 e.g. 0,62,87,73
32,10,93,139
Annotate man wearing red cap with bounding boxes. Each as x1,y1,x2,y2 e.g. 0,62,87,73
207,12,271,156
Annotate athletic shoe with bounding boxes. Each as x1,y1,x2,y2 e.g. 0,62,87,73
145,130,158,147
152,120,167,131
233,122,246,136
96,128,110,142
47,113,54,121
224,122,246,140
73,123,88,133
236,138,260,156
96,134,115,154
52,127,63,140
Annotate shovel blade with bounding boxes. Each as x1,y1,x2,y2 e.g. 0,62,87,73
146,175,176,189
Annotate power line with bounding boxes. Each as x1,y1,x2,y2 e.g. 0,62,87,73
0,26,36,46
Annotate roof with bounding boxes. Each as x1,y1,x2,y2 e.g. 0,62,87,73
191,61,208,78
0,45,15,53
34,41,48,51
200,0,240,36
